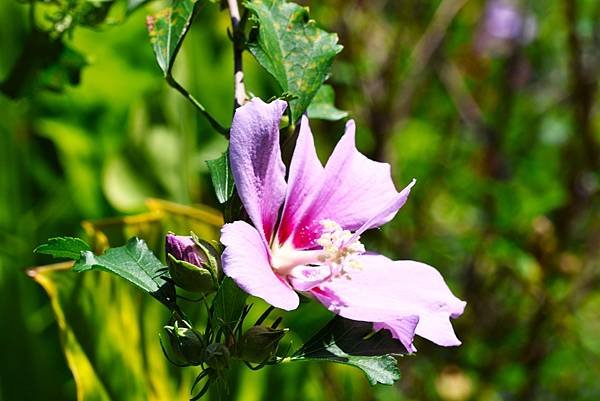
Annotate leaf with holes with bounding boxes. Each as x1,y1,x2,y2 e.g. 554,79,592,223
245,0,343,122
147,0,201,77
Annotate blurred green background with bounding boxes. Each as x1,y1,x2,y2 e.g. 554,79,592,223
1,0,599,400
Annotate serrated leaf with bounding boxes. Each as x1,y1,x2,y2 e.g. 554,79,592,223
307,84,348,121
212,277,247,331
34,237,91,260
206,151,235,204
292,316,405,385
147,0,201,77
326,343,400,385
245,0,343,122
73,237,176,308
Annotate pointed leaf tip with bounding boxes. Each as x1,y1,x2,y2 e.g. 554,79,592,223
72,237,176,308
34,237,91,260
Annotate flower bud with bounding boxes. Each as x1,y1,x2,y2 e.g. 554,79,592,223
203,342,230,371
164,321,204,365
165,233,220,293
238,326,287,363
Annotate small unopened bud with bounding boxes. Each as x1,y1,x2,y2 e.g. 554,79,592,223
164,321,204,365
238,326,288,363
165,233,220,293
203,343,230,371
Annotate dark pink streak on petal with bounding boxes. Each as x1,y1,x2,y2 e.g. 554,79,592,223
221,221,299,311
292,120,404,249
277,116,324,245
229,98,288,242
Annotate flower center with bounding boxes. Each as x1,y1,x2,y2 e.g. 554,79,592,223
315,219,365,277
270,219,365,278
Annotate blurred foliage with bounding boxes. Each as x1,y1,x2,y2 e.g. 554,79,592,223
1,0,600,401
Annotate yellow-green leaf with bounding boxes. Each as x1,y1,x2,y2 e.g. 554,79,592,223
29,262,198,401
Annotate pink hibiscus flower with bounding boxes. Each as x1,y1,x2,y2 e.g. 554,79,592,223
220,98,465,353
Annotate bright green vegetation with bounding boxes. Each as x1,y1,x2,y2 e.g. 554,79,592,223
1,0,600,400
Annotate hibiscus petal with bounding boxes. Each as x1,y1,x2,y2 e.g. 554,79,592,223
311,254,465,348
348,178,416,243
292,120,406,248
229,98,288,242
221,221,299,311
278,115,324,245
288,264,330,292
374,317,419,354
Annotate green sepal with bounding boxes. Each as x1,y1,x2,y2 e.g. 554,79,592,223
237,326,288,363
167,254,216,294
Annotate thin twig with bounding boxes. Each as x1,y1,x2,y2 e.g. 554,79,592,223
564,0,599,169
227,0,248,109
394,0,470,119
368,0,469,162
437,61,484,133
166,76,229,135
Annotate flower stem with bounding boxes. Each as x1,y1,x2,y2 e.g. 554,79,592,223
227,0,248,109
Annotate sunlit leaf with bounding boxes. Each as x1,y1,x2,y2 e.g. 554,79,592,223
147,0,201,77
292,316,405,385
206,151,235,204
307,84,348,121
34,237,91,260
245,0,343,122
73,237,177,309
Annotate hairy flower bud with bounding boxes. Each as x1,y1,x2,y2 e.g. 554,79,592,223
238,326,287,363
165,233,220,293
164,321,204,365
203,343,230,371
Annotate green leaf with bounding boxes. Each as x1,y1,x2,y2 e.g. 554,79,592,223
73,237,176,308
293,316,405,385
245,0,343,122
206,151,235,204
212,277,248,332
147,0,201,77
34,237,91,260
326,343,400,385
307,84,348,121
